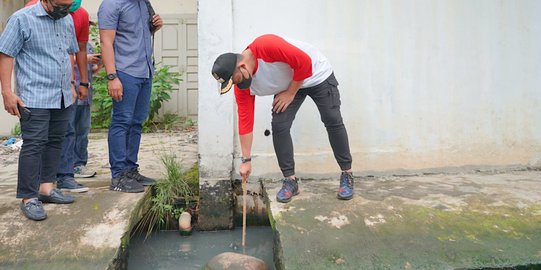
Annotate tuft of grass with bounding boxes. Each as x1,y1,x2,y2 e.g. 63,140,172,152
134,154,198,238
160,113,182,131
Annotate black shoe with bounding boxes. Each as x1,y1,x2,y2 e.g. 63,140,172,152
110,172,145,193
38,188,75,204
20,198,47,221
126,169,157,186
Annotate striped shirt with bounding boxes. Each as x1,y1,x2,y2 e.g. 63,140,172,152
0,3,79,109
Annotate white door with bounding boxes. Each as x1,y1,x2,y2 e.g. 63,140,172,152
154,14,198,119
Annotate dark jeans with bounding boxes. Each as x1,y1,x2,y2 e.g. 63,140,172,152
57,103,91,181
108,71,152,178
73,104,91,167
17,106,71,198
271,73,352,177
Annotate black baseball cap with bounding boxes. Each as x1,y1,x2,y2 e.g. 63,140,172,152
212,53,238,95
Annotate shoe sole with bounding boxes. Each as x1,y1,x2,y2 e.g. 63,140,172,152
139,181,156,186
23,212,47,221
276,191,299,203
74,172,96,178
337,193,354,200
38,198,75,204
109,186,145,193
60,187,89,193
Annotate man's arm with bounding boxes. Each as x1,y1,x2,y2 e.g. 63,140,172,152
273,79,303,113
0,53,24,117
239,132,253,179
234,85,256,178
99,29,123,102
75,42,88,100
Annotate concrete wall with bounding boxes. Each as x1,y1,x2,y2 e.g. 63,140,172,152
199,0,541,179
0,0,25,136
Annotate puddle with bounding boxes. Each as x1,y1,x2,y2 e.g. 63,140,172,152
128,226,276,270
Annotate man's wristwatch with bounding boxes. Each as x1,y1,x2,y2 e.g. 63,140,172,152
241,156,252,163
79,82,89,88
106,73,117,81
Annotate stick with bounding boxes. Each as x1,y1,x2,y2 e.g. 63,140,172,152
242,175,247,247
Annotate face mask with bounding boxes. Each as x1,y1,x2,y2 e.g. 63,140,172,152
237,75,252,90
69,0,82,12
236,67,252,89
47,1,71,20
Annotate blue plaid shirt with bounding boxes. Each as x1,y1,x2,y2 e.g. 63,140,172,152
0,3,79,109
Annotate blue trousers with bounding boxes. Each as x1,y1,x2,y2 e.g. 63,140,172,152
74,104,91,167
57,103,91,181
108,71,152,178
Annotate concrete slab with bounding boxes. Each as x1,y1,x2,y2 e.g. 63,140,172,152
266,171,541,270
0,131,198,269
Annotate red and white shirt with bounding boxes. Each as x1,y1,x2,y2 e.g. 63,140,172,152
235,34,333,135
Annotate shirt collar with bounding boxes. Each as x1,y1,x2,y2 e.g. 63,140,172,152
33,1,50,17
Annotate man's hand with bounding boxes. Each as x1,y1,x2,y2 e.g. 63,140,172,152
152,15,164,31
71,84,77,103
108,78,123,102
273,90,296,113
2,91,24,118
87,54,101,65
78,85,88,101
240,162,252,180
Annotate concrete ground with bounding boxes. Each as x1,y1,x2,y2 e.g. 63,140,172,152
2,129,541,270
0,131,198,270
265,170,541,270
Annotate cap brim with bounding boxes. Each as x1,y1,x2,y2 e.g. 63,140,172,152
220,78,233,95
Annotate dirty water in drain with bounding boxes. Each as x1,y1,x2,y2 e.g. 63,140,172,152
128,226,276,270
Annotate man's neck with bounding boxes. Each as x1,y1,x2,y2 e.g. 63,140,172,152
41,0,50,13
241,49,256,74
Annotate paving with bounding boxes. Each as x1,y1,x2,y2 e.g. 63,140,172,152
0,131,198,270
265,170,541,270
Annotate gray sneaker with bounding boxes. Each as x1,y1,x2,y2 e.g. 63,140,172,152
74,165,96,178
20,198,47,221
110,172,145,193
38,188,75,204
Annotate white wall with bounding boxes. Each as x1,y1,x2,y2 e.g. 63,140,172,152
84,0,197,18
0,0,25,136
199,0,541,179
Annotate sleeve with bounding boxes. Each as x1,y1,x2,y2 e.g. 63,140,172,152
248,34,312,81
234,85,256,135
73,8,89,43
67,21,79,54
0,15,24,58
98,0,119,30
